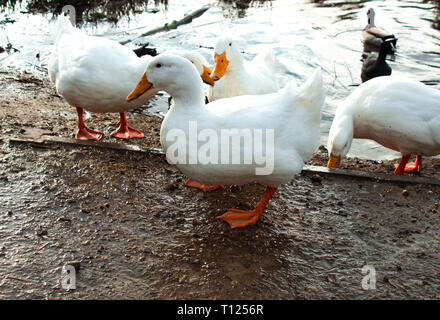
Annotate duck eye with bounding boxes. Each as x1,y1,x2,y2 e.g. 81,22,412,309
229,42,232,46
156,63,162,68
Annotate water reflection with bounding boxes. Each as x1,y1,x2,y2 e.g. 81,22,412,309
0,0,168,22
309,0,440,30
217,0,274,18
3,0,437,29
0,0,19,11
428,0,440,29
0,0,277,22
1,0,439,29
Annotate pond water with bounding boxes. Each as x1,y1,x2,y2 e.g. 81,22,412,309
1,0,439,160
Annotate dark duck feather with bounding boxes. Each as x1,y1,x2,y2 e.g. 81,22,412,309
361,38,395,83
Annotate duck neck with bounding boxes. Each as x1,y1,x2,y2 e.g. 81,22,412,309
226,53,245,75
367,13,375,28
336,103,355,139
168,79,206,111
376,43,389,64
329,108,354,158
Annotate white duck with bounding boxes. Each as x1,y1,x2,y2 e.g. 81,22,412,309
362,8,397,53
208,37,280,101
126,54,324,228
48,15,213,140
327,76,440,175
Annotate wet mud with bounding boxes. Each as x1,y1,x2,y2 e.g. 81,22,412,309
0,71,439,299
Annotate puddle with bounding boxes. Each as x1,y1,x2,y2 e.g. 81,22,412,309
1,0,440,161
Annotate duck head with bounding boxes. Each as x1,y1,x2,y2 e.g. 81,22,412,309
327,114,354,169
366,8,376,27
174,51,214,86
126,53,204,103
189,56,214,86
165,50,214,86
211,37,243,81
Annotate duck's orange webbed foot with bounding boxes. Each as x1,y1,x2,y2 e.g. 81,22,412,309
111,112,144,139
394,154,422,175
185,179,224,192
405,155,422,173
111,125,144,139
218,186,277,228
219,209,262,228
75,126,104,141
75,107,103,140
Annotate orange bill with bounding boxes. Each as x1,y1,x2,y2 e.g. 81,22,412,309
210,52,229,81
327,154,341,168
201,65,214,86
126,72,154,102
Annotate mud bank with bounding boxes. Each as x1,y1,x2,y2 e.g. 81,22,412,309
0,70,440,299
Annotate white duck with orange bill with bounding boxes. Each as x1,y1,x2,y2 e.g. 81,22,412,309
127,54,324,228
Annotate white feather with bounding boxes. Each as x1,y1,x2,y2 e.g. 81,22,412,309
48,16,210,114
209,37,280,101
144,54,325,187
328,76,440,160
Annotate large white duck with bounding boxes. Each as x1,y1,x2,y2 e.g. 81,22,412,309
126,54,324,228
208,37,280,101
327,76,440,175
48,15,213,140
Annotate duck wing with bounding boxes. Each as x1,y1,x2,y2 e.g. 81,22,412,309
365,26,393,38
362,27,397,51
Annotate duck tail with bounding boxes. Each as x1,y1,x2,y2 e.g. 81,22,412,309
293,67,325,114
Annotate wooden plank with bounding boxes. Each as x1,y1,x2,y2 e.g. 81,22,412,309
8,136,164,155
302,165,440,186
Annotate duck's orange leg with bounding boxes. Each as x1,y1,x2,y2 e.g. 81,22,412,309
403,155,422,173
219,186,277,228
185,179,224,192
393,154,411,175
111,112,144,139
394,154,422,175
75,107,103,141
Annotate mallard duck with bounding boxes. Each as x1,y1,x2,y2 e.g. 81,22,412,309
208,37,279,101
361,38,395,82
327,76,440,175
362,8,397,53
48,16,213,140
126,54,324,228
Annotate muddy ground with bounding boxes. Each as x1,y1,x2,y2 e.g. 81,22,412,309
0,70,439,299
